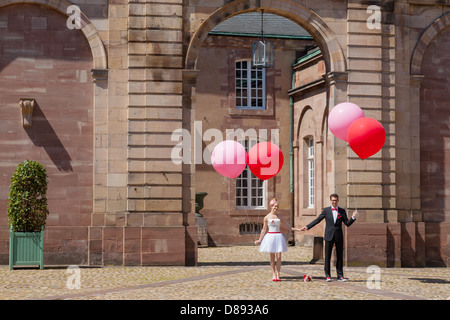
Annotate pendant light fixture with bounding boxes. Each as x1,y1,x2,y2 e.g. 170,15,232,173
251,10,274,68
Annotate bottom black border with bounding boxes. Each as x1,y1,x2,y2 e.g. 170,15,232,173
1,299,446,319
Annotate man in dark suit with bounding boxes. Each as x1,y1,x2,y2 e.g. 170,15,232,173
301,193,358,282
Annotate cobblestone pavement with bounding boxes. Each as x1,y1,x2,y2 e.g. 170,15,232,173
0,245,449,301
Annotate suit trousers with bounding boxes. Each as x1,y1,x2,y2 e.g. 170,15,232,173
324,237,344,278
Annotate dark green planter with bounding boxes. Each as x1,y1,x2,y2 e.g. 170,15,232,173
9,226,44,270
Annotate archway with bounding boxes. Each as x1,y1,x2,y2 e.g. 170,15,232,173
418,19,450,267
185,1,346,248
406,11,450,267
0,1,108,265
185,0,346,75
410,12,450,76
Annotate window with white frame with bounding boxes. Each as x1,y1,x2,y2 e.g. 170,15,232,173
307,138,314,208
236,140,266,208
235,60,266,109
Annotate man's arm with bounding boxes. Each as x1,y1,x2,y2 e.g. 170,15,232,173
304,209,327,230
342,209,357,227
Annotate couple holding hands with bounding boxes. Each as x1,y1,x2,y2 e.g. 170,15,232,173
255,194,358,282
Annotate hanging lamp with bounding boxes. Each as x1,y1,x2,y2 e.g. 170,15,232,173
251,10,274,68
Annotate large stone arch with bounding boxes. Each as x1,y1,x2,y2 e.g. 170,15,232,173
0,1,98,265
0,0,110,266
407,11,450,267
184,0,347,251
410,11,450,76
185,0,346,75
418,17,450,267
0,0,107,70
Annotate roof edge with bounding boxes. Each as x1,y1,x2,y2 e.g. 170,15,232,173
208,31,314,40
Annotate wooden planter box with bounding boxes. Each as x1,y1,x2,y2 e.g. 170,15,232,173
9,227,44,270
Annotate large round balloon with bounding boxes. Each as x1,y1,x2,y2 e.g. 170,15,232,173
248,142,284,180
347,118,386,160
211,140,247,178
328,102,365,142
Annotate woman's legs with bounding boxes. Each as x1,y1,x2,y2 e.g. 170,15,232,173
269,252,282,281
269,253,276,280
276,252,282,280
274,252,281,280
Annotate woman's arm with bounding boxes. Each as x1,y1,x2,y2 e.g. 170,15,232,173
255,218,268,245
280,216,302,232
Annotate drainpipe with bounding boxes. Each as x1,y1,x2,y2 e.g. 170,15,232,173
289,70,295,245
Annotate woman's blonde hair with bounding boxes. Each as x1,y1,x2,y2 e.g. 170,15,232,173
269,198,278,207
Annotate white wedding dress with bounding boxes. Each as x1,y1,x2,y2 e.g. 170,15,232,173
258,219,287,253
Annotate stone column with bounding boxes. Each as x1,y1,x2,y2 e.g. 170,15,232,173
407,74,424,222
182,69,200,265
89,68,108,266
120,0,191,265
346,1,399,266
346,1,397,223
323,71,348,202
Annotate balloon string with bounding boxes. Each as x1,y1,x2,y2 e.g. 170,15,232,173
351,169,357,212
349,145,358,212
358,160,363,212
243,207,260,243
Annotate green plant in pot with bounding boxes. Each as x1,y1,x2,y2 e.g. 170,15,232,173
8,160,49,269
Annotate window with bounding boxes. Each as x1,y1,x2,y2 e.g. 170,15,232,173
307,138,314,208
239,222,263,235
235,60,266,109
236,140,266,208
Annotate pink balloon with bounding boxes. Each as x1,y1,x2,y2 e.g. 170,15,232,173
211,140,247,178
328,102,365,142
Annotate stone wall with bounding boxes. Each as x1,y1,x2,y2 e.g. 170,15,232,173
0,4,94,265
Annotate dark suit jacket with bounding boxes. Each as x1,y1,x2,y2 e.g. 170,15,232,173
306,207,355,241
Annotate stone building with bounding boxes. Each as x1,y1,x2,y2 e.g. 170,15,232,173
0,0,448,268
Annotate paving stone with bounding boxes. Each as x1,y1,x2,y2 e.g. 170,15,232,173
0,246,449,300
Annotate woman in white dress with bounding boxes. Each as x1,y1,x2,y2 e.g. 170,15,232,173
255,198,302,281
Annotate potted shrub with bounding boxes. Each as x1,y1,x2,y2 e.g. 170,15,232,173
7,160,49,269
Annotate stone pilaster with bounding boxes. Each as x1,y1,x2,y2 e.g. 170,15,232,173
126,0,192,265
346,1,397,223
128,0,184,216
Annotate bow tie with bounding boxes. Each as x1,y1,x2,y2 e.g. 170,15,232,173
332,208,338,211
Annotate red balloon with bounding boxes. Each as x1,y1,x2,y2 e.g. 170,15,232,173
347,118,386,159
248,142,284,180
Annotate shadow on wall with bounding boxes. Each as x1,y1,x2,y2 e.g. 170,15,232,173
24,101,73,172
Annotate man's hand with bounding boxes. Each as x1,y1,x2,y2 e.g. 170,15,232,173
352,211,359,219
300,226,308,231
